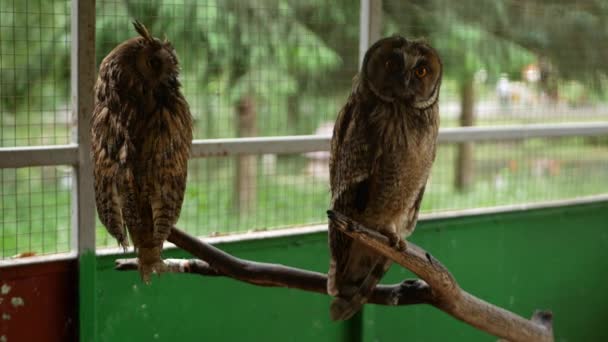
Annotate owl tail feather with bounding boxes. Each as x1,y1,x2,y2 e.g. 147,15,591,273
330,296,363,321
329,256,391,321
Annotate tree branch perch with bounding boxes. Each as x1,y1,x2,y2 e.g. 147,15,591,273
116,228,434,306
114,216,553,342
327,210,553,342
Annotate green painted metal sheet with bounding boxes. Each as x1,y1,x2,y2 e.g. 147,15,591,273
96,234,350,341
79,250,97,342
94,201,608,341
364,202,608,341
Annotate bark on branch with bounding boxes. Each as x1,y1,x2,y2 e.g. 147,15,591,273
114,219,553,342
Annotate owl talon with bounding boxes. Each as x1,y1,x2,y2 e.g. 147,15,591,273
388,235,406,252
377,229,404,250
139,260,168,284
387,233,398,246
396,239,407,252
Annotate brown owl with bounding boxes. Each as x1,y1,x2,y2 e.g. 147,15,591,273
91,21,193,283
327,36,442,320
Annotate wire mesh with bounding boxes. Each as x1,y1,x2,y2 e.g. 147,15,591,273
96,0,359,139
382,0,608,127
424,137,608,213
379,0,608,214
0,166,72,259
95,0,359,247
97,135,608,247
92,0,606,247
0,0,71,147
0,0,72,259
1,0,607,253
97,154,331,247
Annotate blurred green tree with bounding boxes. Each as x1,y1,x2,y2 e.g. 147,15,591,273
0,1,70,113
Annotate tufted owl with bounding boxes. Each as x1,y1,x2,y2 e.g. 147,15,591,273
91,21,193,283
327,36,442,320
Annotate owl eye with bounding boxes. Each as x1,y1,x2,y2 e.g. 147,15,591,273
415,66,428,78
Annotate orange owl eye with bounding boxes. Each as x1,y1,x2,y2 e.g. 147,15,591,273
415,66,428,78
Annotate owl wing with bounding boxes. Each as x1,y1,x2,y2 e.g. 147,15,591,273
329,99,373,210
91,106,129,248
328,99,387,320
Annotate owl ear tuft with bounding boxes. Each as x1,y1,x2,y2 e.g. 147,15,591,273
411,36,430,46
132,20,153,42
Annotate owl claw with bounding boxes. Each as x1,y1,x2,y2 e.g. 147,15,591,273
139,260,168,284
396,239,407,252
379,230,407,252
389,235,407,252
119,243,129,253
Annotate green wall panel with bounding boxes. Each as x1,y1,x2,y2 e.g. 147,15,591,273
95,201,608,341
96,234,350,342
365,202,608,342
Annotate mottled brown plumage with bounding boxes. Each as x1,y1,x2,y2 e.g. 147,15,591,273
91,21,192,283
327,36,442,320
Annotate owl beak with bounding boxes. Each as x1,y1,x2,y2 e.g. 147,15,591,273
402,71,416,99
401,52,412,81
402,69,413,92
403,71,411,85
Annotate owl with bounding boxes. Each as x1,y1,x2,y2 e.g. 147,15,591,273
91,21,193,283
327,36,442,320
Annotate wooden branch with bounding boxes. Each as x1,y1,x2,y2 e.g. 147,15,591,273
115,256,432,306
114,221,553,342
115,258,222,276
327,210,554,342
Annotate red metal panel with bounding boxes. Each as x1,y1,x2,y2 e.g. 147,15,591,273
0,260,77,342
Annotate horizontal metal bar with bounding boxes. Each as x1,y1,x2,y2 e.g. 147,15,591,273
192,122,608,156
191,135,330,157
0,144,79,168
419,193,608,222
1,122,607,168
437,122,608,143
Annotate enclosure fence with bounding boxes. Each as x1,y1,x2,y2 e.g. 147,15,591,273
1,0,608,261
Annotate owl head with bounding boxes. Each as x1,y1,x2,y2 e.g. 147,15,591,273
128,21,180,87
361,36,442,108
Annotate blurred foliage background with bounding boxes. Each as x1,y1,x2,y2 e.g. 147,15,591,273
1,0,607,256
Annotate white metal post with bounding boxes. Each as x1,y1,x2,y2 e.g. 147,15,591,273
359,0,383,68
71,1,97,340
71,0,96,254
1,123,607,168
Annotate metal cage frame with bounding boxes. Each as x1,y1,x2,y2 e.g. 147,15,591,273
0,0,607,260
0,2,606,339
